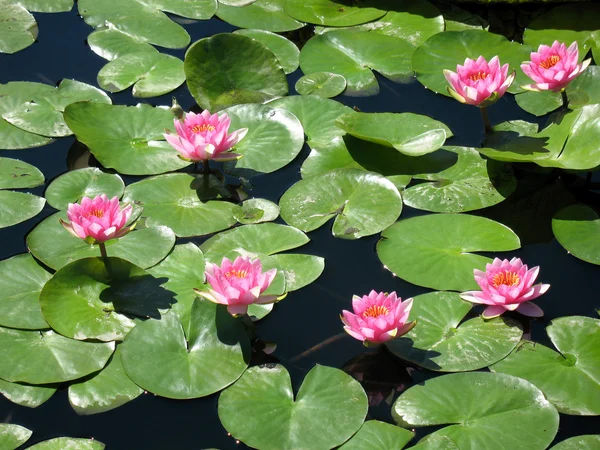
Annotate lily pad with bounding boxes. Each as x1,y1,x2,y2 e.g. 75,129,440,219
491,316,600,415
550,435,600,450
87,29,156,61
515,91,562,117
386,291,523,372
216,0,304,32
338,420,414,450
0,424,32,450
0,327,114,384
377,213,521,291
98,52,185,98
280,168,402,239
335,112,452,157
123,173,237,237
222,103,304,177
295,72,347,98
402,146,516,212
27,438,105,450
218,364,368,450
0,3,37,54
185,33,288,111
0,157,44,189
552,205,600,265
27,211,176,270
63,102,191,176
17,0,73,12
284,0,386,26
0,378,55,408
220,0,256,5
267,253,324,292
0,253,51,330
121,300,250,399
0,191,45,229
393,372,559,450
232,198,280,224
300,29,415,96
234,29,299,74
45,168,124,210
68,346,143,415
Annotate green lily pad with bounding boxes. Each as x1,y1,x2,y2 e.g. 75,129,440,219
436,2,487,32
402,146,516,212
377,213,521,291
27,438,105,450
17,0,73,12
0,327,114,384
233,198,280,224
218,364,368,450
280,168,402,239
410,435,459,450
335,112,452,157
0,424,32,450
284,0,385,26
338,420,414,450
0,3,37,54
387,291,523,372
300,29,415,96
98,52,185,98
0,378,55,408
0,157,44,189
0,253,51,330
491,316,600,415
412,30,532,96
121,300,250,399
0,191,45,229
295,72,347,98
552,205,600,265
185,33,288,111
266,253,324,292
123,173,237,237
393,372,559,450
27,211,176,270
63,102,190,176
45,168,124,210
68,346,143,415
550,435,600,450
515,91,562,117
216,0,304,32
88,29,156,61
220,0,256,5
234,29,299,74
221,103,304,177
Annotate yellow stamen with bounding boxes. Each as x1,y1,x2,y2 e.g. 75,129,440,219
469,71,489,82
225,269,248,279
363,305,389,319
190,124,216,133
491,271,520,288
540,55,560,70
88,209,104,218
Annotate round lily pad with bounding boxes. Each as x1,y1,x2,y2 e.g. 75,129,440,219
295,72,346,98
123,173,237,237
27,211,176,270
550,435,600,450
185,33,288,111
338,420,414,450
0,377,55,408
233,29,299,74
386,291,523,372
45,168,124,210
515,91,562,117
393,372,559,450
491,316,600,415
280,168,402,239
0,423,32,450
377,213,521,291
0,4,37,54
121,300,250,399
0,191,45,229
284,0,385,26
566,66,600,108
232,198,280,224
218,364,368,450
216,0,304,32
0,327,114,384
18,0,73,13
267,253,324,292
64,102,191,176
0,157,44,189
26,438,105,450
87,29,156,61
552,205,600,266
0,253,51,330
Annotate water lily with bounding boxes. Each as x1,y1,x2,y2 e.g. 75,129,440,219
521,41,591,93
195,256,278,316
163,110,248,164
341,291,415,346
460,257,550,319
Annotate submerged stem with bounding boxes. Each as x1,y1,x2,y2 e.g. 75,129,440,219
480,106,492,134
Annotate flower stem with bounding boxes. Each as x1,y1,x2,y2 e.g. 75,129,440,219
98,242,108,266
480,107,492,134
203,159,209,177
561,90,569,110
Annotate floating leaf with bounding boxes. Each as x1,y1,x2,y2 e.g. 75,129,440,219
552,205,600,265
387,291,522,372
16,0,73,13
550,435,600,450
515,91,562,117
267,253,324,292
0,157,44,189
219,0,256,5
295,72,346,98
234,29,299,74
393,372,559,450
338,420,414,450
0,378,55,408
218,364,368,450
0,3,37,54
216,0,304,32
88,29,155,61
377,214,520,291
284,0,385,26
232,198,280,224
26,438,105,450
0,423,32,450
0,191,45,229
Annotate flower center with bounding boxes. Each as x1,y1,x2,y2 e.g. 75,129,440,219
190,124,216,134
362,305,389,319
491,271,520,288
87,209,104,218
225,269,248,279
469,71,489,82
540,55,560,70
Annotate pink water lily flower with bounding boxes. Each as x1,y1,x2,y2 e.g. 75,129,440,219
460,257,550,319
521,41,591,92
195,256,278,316
164,110,248,162
341,291,415,346
61,195,133,244
443,56,515,107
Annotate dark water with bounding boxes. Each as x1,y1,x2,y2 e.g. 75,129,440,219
1,7,599,450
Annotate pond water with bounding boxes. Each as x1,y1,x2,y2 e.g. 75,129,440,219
0,4,599,450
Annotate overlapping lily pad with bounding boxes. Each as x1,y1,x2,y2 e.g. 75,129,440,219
216,0,304,32
338,420,414,450
232,198,280,224
233,29,299,74
491,316,600,415
387,291,523,372
280,168,402,239
0,423,31,450
27,211,176,270
121,300,250,399
283,0,386,26
63,102,190,175
185,33,288,111
393,372,559,449
295,72,346,98
0,157,43,189
17,0,73,12
550,435,600,450
218,364,368,450
0,378,56,408
27,438,105,450
552,205,600,265
377,214,520,291
0,191,45,229
0,3,37,54
87,29,155,61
